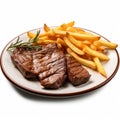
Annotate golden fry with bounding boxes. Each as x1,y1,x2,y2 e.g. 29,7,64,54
65,21,75,27
54,30,100,41
82,40,91,45
93,41,106,51
57,42,62,49
64,37,84,55
60,21,75,30
66,27,85,33
66,33,82,49
57,38,67,47
37,39,56,44
40,36,49,40
44,24,51,32
37,29,56,38
27,31,48,38
83,46,109,61
90,44,97,50
67,48,96,70
97,46,106,51
27,32,49,40
99,39,118,49
93,57,107,77
27,32,36,39
69,32,100,41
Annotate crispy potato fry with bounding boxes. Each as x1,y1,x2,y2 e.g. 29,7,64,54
90,44,97,50
57,42,62,49
82,40,91,45
98,39,118,49
37,39,56,44
93,41,100,46
27,32,49,40
93,41,106,51
65,21,75,27
54,21,74,31
57,38,62,48
27,31,49,38
54,30,100,41
57,38,67,47
60,21,75,30
66,27,85,33
97,46,106,51
44,24,51,32
66,33,82,49
83,46,109,61
70,32,100,41
27,32,36,39
40,36,49,40
93,57,107,77
64,37,84,55
36,30,55,38
67,48,96,70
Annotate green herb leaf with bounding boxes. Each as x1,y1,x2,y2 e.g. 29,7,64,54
7,30,42,52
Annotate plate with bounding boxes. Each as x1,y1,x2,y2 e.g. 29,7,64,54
0,27,119,97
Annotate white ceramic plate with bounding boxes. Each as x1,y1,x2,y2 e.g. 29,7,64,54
1,28,119,97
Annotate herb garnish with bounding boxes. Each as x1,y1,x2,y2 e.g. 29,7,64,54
7,30,42,52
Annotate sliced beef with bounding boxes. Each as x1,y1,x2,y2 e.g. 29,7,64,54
32,43,67,89
11,43,66,89
66,55,91,86
11,47,38,79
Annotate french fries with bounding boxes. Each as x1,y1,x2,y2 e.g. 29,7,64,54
83,46,109,61
56,38,67,47
66,26,85,33
60,21,75,30
37,39,56,44
64,37,84,55
66,33,82,49
27,21,118,77
54,29,100,41
67,48,96,70
93,57,107,77
98,39,118,49
44,24,50,32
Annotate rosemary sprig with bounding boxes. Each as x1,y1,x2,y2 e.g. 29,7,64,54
7,30,42,52
29,30,40,43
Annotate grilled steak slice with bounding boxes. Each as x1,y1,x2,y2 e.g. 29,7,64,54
11,47,38,79
11,43,66,89
32,44,66,89
66,55,91,86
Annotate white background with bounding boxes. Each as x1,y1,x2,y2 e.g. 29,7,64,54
0,0,120,120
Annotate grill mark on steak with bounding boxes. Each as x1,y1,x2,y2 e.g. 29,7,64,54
40,72,66,89
39,64,65,80
36,58,65,74
32,51,65,73
69,67,83,76
66,55,91,86
40,51,64,65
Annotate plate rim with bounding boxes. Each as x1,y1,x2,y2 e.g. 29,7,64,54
0,27,120,97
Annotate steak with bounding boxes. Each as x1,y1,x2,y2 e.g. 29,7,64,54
66,55,91,86
11,43,90,89
11,43,66,89
11,47,38,79
32,44,67,89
